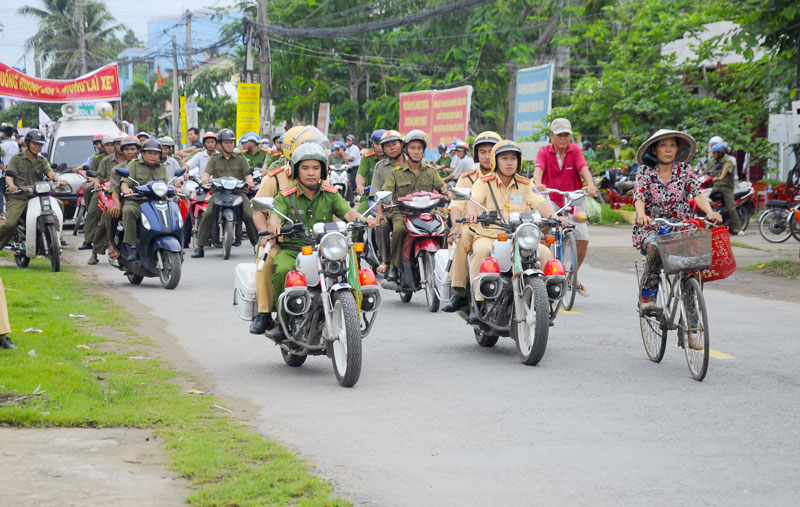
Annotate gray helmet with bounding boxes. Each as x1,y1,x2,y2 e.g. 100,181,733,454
102,134,114,145
25,129,46,144
291,142,329,181
218,128,236,141
158,136,175,147
137,132,151,140
113,134,125,143
403,129,428,150
141,139,162,153
120,136,141,148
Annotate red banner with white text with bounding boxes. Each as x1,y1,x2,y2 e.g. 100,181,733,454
0,62,121,103
398,86,472,148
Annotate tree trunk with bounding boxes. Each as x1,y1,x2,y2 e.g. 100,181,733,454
349,61,359,132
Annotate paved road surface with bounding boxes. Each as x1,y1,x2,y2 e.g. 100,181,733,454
78,227,799,506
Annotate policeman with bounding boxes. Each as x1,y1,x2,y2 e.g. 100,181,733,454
0,130,68,250
458,140,564,321
376,129,448,283
709,143,742,235
354,129,387,215
119,139,168,261
102,136,137,260
78,134,113,250
329,141,347,165
441,131,502,312
240,132,267,169
249,125,330,334
264,142,376,341
192,128,256,258
370,129,406,274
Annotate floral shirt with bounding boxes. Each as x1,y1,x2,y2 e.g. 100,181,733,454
631,162,700,248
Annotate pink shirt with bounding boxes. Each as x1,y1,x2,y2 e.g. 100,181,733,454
535,142,587,208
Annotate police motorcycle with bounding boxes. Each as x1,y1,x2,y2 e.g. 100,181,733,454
111,167,185,289
447,187,567,365
328,163,352,203
204,170,253,260
5,167,66,272
380,190,449,312
248,191,391,387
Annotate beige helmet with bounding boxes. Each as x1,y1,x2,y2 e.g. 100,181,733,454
472,131,502,162
489,140,522,173
282,125,329,160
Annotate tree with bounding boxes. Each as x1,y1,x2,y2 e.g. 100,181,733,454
121,77,173,134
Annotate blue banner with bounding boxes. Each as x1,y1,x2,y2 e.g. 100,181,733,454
513,64,553,142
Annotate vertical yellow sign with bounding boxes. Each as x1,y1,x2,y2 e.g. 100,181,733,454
180,96,187,145
236,83,260,141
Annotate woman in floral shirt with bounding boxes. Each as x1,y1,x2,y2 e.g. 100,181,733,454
632,130,721,309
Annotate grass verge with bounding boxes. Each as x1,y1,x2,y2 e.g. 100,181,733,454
589,204,627,225
730,241,764,251
0,260,346,506
744,259,800,279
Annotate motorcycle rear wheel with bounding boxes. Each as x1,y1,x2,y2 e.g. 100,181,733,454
399,290,412,303
126,272,144,285
474,328,499,347
512,277,549,366
159,250,182,289
14,251,30,268
46,224,61,272
72,204,85,235
423,252,439,313
758,208,792,243
330,291,362,387
191,211,204,248
562,233,579,311
222,220,233,259
738,206,751,232
281,348,307,367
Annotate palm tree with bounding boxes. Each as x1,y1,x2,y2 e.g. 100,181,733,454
19,0,125,79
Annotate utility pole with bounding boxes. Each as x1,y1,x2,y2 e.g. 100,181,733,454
34,48,41,78
244,20,254,83
185,10,192,85
76,0,88,74
172,35,180,142
256,0,273,133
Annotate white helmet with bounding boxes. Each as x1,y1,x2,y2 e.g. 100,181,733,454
708,135,723,147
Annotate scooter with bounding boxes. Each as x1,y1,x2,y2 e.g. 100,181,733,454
72,175,88,235
329,163,352,203
109,168,185,289
185,175,210,248
5,169,64,272
691,180,754,232
206,174,251,259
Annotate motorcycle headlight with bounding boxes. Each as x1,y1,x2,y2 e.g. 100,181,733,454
222,178,237,190
152,181,168,197
35,182,52,193
516,223,541,250
141,213,151,230
320,232,347,261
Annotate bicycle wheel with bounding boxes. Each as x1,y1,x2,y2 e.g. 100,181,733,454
679,277,709,381
562,233,579,311
638,270,667,363
758,208,792,243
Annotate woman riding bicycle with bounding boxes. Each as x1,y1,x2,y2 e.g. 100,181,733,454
632,130,722,310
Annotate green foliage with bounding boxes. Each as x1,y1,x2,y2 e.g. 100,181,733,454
121,77,173,133
0,102,61,128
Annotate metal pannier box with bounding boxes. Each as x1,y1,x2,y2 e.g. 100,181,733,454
233,263,258,321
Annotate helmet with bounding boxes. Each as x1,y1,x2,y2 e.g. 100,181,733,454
120,136,141,148
346,134,356,142
490,140,523,173
380,129,403,146
371,129,387,144
708,135,723,147
113,134,125,143
282,125,330,159
437,143,446,151
332,140,346,150
271,126,286,142
202,131,218,142
582,140,592,147
159,136,175,147
291,142,329,181
137,132,151,140
218,128,236,142
711,143,727,153
102,135,114,145
93,134,105,142
472,131,502,161
25,129,46,144
241,132,260,144
279,133,285,143
447,143,456,152
142,139,162,153
456,140,470,151
403,129,428,151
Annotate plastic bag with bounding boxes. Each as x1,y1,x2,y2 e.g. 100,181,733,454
586,196,602,223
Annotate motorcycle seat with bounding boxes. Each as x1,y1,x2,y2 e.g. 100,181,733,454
765,199,790,208
733,189,752,199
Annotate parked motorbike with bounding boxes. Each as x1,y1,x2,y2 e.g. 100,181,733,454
329,163,352,203
109,168,185,289
5,170,64,272
446,187,564,365
206,174,251,259
691,178,754,231
380,190,448,312
248,192,391,387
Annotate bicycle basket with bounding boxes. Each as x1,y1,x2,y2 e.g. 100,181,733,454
654,227,712,274
699,225,737,282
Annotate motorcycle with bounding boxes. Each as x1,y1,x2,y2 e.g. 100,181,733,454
691,178,754,231
206,174,251,259
328,163,352,203
72,173,89,236
380,190,448,312
248,191,391,387
4,170,64,272
355,186,383,271
446,187,565,365
185,175,210,249
109,168,185,289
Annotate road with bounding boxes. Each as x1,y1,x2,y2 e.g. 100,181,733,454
76,226,799,506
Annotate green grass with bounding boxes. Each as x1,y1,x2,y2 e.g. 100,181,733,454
590,204,627,225
0,261,347,506
730,241,764,251
744,259,800,279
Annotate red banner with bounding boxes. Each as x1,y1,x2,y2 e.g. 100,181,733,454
399,86,472,148
0,62,121,103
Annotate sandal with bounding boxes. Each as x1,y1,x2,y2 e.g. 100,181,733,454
108,248,120,260
376,263,389,275
87,255,99,265
576,283,588,297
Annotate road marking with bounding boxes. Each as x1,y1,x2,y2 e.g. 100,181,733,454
709,349,735,360
559,309,582,315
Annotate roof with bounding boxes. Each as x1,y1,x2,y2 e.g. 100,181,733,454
661,21,768,68
52,116,121,138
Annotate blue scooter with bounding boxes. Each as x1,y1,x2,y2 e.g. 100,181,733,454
110,168,185,289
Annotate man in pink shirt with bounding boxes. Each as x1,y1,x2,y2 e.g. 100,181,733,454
534,118,598,296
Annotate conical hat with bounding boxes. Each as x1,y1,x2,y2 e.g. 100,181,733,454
636,129,697,164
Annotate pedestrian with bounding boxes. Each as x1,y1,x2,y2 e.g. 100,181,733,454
0,276,14,349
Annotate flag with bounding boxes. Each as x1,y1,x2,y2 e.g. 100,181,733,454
17,118,22,128
347,247,363,309
155,66,165,91
38,108,52,130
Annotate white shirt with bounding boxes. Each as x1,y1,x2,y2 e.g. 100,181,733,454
346,144,361,168
163,156,182,180
185,149,215,173
1,139,19,167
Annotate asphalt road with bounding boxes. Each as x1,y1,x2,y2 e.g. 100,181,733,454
77,228,799,507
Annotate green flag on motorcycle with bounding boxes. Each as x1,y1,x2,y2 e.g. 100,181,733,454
347,247,363,309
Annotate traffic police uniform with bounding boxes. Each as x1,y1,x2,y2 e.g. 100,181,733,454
0,152,57,249
197,151,257,247
120,159,168,246
355,149,379,215
448,166,491,291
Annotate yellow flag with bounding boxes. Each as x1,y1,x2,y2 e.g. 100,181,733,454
17,118,22,128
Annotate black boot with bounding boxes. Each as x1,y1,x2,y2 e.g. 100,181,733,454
249,313,272,335
386,266,399,281
78,241,93,250
442,294,468,313
266,323,286,342
0,336,16,349
191,247,204,258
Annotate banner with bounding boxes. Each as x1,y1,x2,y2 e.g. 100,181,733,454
513,64,553,160
0,62,121,103
236,83,260,141
316,102,330,137
399,86,472,152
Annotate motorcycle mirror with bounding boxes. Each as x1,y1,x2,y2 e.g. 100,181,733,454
115,168,130,178
251,197,275,212
375,190,392,204
174,168,186,178
450,187,471,200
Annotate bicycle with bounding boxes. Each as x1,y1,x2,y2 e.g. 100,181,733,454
541,188,586,310
635,218,713,381
758,195,800,243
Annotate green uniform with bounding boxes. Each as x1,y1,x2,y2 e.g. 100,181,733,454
436,154,451,178
271,184,352,302
268,156,287,172
101,153,129,249
618,146,636,162
328,154,346,166
382,160,445,268
709,153,741,232
370,157,399,264
0,152,56,249
121,159,168,246
83,152,106,244
198,151,257,247
241,148,267,169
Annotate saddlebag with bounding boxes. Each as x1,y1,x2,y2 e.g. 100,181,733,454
233,263,258,321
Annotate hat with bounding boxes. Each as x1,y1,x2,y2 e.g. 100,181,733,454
636,129,697,165
550,118,572,135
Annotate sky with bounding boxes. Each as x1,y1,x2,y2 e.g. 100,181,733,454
0,1,231,74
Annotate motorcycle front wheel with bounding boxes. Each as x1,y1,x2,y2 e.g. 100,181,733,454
72,204,85,235
159,250,182,289
222,220,234,259
423,252,439,313
191,211,203,248
46,224,61,272
512,277,549,366
330,291,362,387
758,208,792,243
738,205,751,232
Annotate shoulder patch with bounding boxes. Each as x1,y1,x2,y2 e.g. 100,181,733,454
280,187,299,197
268,166,284,177
515,175,531,185
322,185,337,193
460,169,477,179
260,147,269,152
480,174,495,182
364,151,375,159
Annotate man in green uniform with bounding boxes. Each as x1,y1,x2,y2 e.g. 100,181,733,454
79,135,115,250
0,130,68,250
369,130,405,273
435,143,451,179
119,139,168,261
264,142,376,341
376,130,447,283
102,136,138,260
355,129,386,214
239,132,267,169
192,128,256,258
328,141,347,166
709,143,742,235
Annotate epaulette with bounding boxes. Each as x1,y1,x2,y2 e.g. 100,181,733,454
459,169,477,180
515,175,531,185
260,147,270,152
280,186,299,197
322,184,337,193
268,166,284,177
364,151,375,159
480,174,495,182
